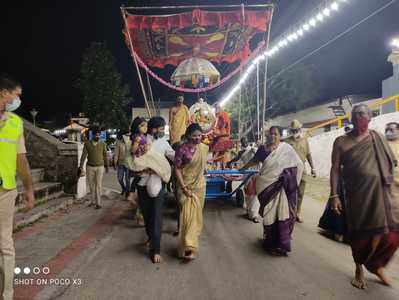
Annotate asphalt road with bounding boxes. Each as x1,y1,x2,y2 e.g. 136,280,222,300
46,172,399,300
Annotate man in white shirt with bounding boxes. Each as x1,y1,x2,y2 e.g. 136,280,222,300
136,116,175,264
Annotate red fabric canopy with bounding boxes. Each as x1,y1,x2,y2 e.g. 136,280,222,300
125,8,272,68
126,9,269,31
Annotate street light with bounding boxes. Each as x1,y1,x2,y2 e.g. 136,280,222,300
30,109,38,127
391,38,399,49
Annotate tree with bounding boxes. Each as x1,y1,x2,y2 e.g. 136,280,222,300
268,63,321,117
76,42,131,130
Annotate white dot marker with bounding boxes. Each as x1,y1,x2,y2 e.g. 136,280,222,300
23,267,31,275
14,267,21,275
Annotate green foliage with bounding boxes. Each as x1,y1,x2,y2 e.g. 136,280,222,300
76,42,131,130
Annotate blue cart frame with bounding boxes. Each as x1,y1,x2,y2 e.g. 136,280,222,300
205,169,258,204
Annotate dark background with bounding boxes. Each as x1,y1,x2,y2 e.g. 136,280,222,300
1,0,398,125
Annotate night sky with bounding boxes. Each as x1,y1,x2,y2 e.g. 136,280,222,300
1,0,398,125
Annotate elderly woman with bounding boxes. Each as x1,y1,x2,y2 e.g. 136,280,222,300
174,123,209,261
241,126,303,256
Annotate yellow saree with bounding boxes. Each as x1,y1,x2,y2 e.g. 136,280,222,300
177,143,209,255
170,105,189,145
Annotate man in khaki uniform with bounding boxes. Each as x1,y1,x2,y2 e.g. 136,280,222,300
0,74,35,300
286,120,316,223
79,129,109,209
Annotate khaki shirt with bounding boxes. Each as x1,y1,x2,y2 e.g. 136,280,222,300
80,140,107,167
114,140,127,166
286,136,310,163
0,112,27,194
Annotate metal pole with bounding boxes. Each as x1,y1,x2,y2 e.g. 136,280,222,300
146,70,156,115
238,71,242,141
123,4,274,10
262,5,274,143
121,8,152,118
256,62,260,141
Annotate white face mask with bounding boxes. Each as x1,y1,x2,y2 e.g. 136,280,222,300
386,130,399,141
5,97,21,112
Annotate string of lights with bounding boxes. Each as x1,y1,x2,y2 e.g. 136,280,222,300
220,0,351,107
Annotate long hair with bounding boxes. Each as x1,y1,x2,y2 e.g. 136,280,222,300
185,123,202,137
131,117,146,135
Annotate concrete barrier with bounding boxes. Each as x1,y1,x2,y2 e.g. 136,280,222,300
308,112,399,178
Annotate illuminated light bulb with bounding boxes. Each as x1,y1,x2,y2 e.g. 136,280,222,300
309,18,317,27
317,13,324,21
323,8,331,16
303,23,310,31
391,39,399,48
292,33,298,40
297,29,304,36
331,2,339,11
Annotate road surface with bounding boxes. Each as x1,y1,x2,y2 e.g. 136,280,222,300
14,171,399,300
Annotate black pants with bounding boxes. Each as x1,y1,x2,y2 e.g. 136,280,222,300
137,185,166,255
130,176,140,193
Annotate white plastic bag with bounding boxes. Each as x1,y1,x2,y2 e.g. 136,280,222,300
146,174,162,198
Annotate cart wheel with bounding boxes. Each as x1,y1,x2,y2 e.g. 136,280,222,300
226,181,232,193
236,189,245,208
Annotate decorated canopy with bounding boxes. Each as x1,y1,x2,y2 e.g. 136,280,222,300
125,8,271,68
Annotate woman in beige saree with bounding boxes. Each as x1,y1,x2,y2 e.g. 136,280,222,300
174,123,209,261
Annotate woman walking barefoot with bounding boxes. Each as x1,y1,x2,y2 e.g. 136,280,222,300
174,123,209,261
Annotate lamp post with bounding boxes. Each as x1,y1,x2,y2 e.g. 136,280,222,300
30,109,38,127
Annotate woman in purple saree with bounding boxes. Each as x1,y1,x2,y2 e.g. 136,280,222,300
242,127,304,256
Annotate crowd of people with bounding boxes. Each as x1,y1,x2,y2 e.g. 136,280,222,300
1,74,399,299
80,94,399,290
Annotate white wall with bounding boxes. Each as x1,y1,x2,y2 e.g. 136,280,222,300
308,112,399,178
132,108,170,124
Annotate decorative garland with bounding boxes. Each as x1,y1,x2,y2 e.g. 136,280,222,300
131,42,265,93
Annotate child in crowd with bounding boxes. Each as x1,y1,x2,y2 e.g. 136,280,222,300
129,117,171,200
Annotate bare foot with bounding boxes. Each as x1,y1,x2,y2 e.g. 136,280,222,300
351,264,367,289
152,254,162,264
334,234,344,243
296,216,304,223
137,218,145,227
374,268,392,286
183,250,196,262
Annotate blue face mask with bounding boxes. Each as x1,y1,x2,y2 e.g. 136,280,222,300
5,97,21,112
